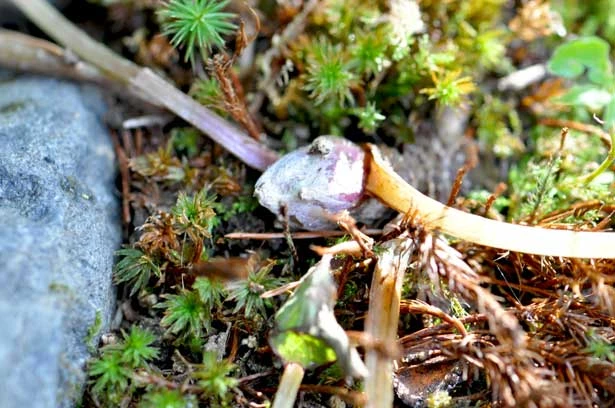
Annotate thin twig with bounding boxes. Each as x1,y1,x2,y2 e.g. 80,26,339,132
482,182,507,217
225,229,382,240
539,118,611,149
400,299,468,337
0,29,108,84
8,0,279,171
446,144,477,207
336,212,375,257
397,315,488,345
122,114,174,129
110,130,132,228
237,370,275,384
537,200,606,225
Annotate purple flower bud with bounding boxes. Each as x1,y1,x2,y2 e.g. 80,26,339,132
255,136,367,230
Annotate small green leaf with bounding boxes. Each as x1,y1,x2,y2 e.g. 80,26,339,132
171,189,218,243
355,102,386,133
556,84,613,110
193,276,226,310
270,256,367,378
604,96,615,130
270,331,337,369
547,36,613,85
302,38,356,106
584,330,615,363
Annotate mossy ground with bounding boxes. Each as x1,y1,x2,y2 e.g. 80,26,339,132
47,1,615,406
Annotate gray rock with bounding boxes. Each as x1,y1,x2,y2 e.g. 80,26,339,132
0,75,120,407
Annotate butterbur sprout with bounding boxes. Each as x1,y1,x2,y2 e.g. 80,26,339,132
256,136,615,259
255,136,367,230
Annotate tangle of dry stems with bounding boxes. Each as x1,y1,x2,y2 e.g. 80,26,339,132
392,207,615,407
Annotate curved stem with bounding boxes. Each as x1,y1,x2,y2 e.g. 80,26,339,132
366,144,615,259
579,129,615,184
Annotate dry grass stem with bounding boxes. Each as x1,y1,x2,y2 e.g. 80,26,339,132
364,237,414,408
0,29,109,85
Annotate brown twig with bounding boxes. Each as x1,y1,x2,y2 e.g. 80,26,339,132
477,277,557,298
210,54,263,140
482,182,507,217
446,166,469,207
225,229,382,240
134,128,144,156
228,325,240,363
280,205,299,265
446,143,478,207
537,200,606,225
590,211,615,232
335,257,355,300
131,369,200,394
397,314,488,345
400,299,468,337
539,118,611,149
110,130,132,228
334,212,374,257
